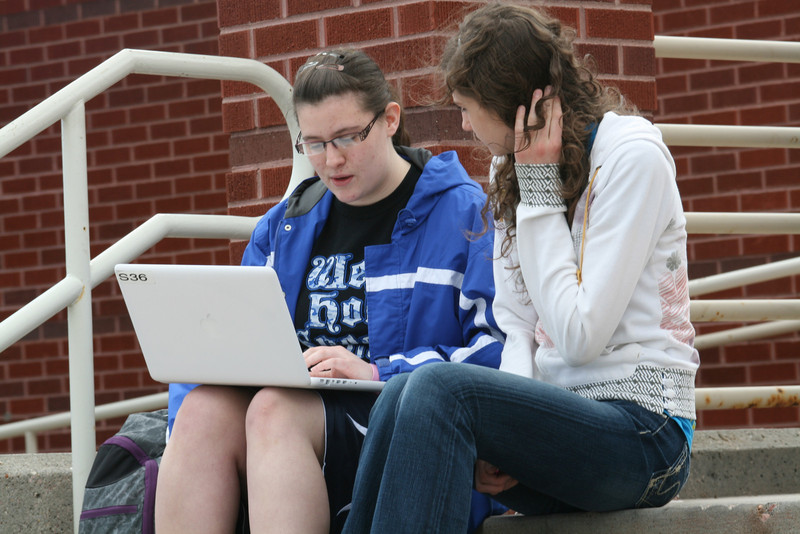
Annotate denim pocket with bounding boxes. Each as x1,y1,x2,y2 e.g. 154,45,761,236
635,442,690,508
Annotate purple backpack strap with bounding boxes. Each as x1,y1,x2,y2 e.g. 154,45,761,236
103,435,158,534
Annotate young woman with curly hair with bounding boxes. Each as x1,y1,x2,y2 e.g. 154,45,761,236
343,4,699,533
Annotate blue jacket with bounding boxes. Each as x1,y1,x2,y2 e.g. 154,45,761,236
168,147,502,422
167,146,505,530
243,146,503,376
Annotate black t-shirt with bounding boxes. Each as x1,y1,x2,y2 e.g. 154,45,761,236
294,163,422,361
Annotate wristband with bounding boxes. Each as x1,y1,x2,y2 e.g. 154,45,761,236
515,163,563,208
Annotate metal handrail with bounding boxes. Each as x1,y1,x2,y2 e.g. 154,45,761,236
0,49,313,532
0,392,169,452
654,35,800,63
0,214,257,354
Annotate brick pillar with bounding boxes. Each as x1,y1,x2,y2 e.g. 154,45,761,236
217,0,658,263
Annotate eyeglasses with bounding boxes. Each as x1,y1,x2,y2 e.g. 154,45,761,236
295,111,384,156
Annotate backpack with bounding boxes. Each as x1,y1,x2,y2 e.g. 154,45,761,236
79,409,168,534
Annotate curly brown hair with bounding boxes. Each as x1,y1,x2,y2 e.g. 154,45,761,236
440,2,630,260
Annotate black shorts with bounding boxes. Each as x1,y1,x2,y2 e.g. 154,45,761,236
320,390,377,533
236,390,377,534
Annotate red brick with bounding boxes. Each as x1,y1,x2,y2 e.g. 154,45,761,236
325,8,394,46
546,6,580,33
711,87,757,109
46,40,81,61
219,30,251,59
698,364,748,386
155,158,192,176
691,110,738,126
736,20,783,40
181,2,218,22
741,190,789,212
261,166,292,198
22,231,60,249
738,63,786,86
689,152,736,174
775,340,800,361
155,195,191,213
740,105,786,126
9,46,45,65
577,44,620,76
29,25,62,45
722,343,771,364
739,148,786,170
287,0,349,16
143,7,178,27
150,121,188,140
195,154,229,172
134,142,171,160
85,35,121,55
222,99,256,133
9,398,45,415
64,19,102,39
689,68,735,91
255,20,319,58
698,409,750,429
691,236,741,261
218,0,280,28
661,93,709,116
709,2,755,25
741,234,791,257
189,116,223,135
765,167,800,188
761,81,800,104
716,171,762,192
746,277,794,298
752,407,800,426
174,137,211,156
676,176,714,198
586,8,653,40
398,1,438,35
8,361,43,378
608,79,657,112
256,97,285,129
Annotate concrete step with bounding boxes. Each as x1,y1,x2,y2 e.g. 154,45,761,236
477,494,800,534
0,452,72,533
1,428,799,533
680,427,800,498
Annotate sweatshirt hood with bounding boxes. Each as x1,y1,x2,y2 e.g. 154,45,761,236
590,112,675,176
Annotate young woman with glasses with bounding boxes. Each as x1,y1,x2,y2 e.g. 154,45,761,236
343,4,699,533
155,49,505,534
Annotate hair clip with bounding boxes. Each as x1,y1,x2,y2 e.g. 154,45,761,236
298,52,346,74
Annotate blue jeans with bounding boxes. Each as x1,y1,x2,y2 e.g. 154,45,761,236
343,363,690,534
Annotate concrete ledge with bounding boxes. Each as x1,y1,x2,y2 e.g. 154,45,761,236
477,494,800,534
0,453,73,533
0,428,798,533
681,428,800,498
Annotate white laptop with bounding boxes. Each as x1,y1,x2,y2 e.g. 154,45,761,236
114,263,384,392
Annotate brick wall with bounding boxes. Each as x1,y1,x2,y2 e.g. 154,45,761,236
0,0,228,453
7,0,790,453
218,0,658,260
653,0,800,429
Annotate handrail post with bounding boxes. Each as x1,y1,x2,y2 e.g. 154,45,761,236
62,101,95,533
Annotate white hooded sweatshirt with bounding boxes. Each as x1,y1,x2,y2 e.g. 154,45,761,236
493,111,699,419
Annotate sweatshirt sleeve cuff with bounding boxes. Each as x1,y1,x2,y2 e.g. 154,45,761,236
515,163,564,209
